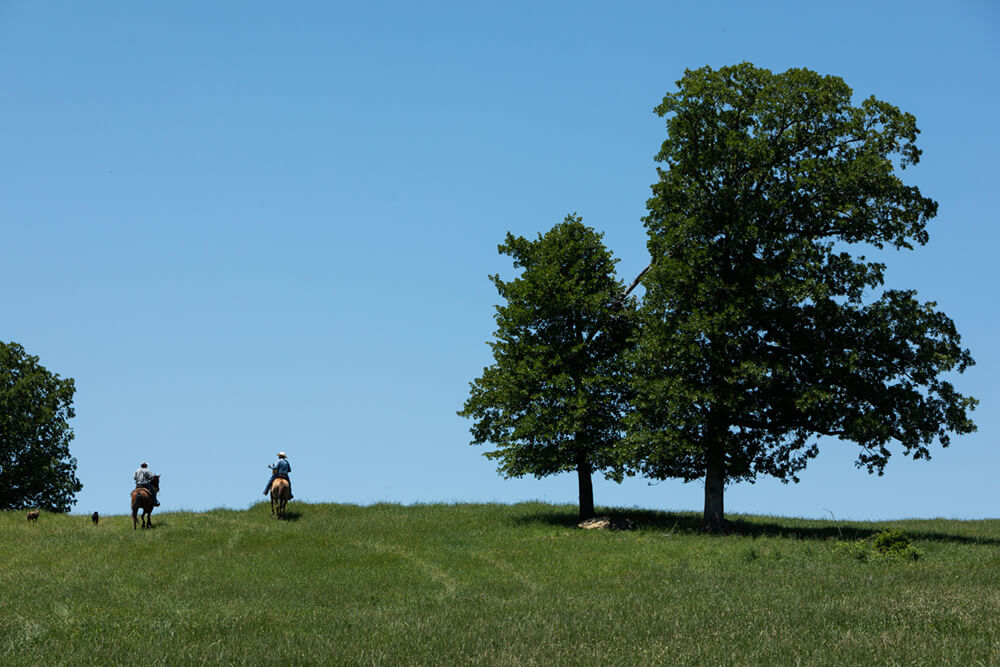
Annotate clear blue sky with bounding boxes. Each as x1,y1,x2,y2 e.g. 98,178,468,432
2,1,997,520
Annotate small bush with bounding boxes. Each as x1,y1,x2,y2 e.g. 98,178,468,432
835,528,923,562
873,529,920,558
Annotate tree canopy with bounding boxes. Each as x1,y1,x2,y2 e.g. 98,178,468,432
627,63,977,531
460,216,636,519
0,341,82,512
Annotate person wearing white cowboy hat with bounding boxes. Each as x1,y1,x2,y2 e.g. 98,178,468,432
264,451,293,499
134,461,160,506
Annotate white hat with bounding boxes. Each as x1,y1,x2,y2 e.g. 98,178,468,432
277,452,286,458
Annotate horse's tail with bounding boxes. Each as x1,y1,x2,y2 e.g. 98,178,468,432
272,477,290,500
131,488,151,528
270,478,290,517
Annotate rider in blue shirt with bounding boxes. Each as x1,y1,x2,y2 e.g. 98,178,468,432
264,452,293,499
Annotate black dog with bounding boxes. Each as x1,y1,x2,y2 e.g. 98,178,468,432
92,511,99,526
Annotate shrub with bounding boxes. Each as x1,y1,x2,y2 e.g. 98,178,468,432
835,529,923,562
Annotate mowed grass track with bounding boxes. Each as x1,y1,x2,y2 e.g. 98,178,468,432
3,503,1000,665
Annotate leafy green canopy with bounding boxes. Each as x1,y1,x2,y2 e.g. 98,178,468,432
0,341,82,512
630,63,976,490
460,216,635,483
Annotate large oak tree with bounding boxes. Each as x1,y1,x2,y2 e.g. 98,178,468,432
460,216,636,519
627,63,977,532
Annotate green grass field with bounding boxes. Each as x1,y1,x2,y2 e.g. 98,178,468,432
3,503,999,665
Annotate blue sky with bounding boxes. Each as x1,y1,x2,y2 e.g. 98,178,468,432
2,1,997,520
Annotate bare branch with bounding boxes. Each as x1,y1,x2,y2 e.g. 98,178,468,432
612,263,652,310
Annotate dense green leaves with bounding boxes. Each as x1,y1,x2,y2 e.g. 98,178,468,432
0,341,82,512
630,63,976,530
462,64,976,532
460,216,636,518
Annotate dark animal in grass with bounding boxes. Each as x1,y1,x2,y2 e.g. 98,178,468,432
26,510,39,523
92,511,99,526
270,477,291,519
131,474,160,530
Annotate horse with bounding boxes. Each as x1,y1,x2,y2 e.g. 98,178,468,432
270,477,290,518
131,474,160,530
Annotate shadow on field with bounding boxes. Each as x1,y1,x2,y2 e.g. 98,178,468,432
515,509,1000,546
276,510,302,522
889,529,1000,547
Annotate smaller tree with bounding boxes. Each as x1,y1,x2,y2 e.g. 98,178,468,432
0,341,82,512
460,215,636,519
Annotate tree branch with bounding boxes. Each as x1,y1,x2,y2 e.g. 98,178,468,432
611,263,652,310
582,262,653,346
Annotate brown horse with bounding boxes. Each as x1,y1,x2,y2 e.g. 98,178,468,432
131,474,160,530
270,477,290,518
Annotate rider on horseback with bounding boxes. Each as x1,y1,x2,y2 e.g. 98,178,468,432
264,452,293,499
134,462,160,506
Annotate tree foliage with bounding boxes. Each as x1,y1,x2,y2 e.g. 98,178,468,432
460,216,636,519
628,63,977,531
0,341,82,512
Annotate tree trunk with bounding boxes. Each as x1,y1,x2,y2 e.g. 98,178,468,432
703,438,726,533
576,453,595,520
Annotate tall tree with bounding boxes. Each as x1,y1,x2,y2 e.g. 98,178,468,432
460,215,636,519
0,341,82,512
628,63,977,532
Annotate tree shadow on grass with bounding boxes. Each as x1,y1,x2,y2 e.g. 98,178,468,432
515,507,1000,546
884,528,1000,547
724,516,1000,546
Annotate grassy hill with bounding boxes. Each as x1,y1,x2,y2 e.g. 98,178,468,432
3,502,1000,665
